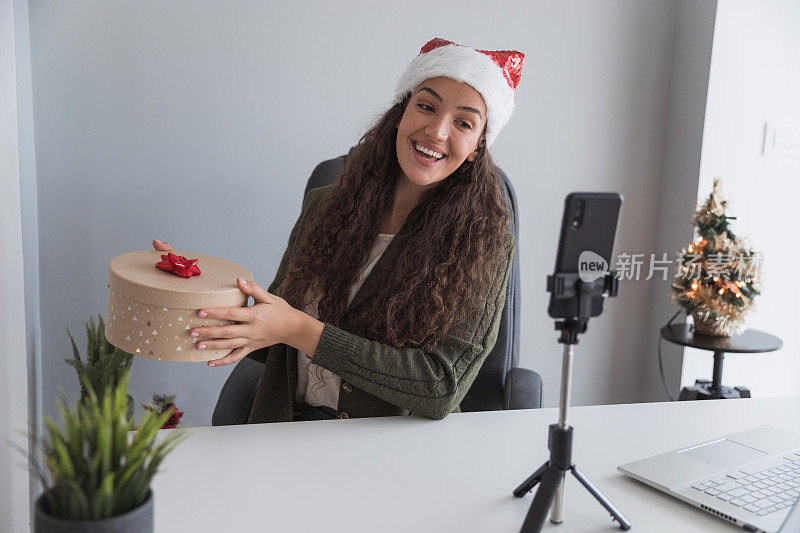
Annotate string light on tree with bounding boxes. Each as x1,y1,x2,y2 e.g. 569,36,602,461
670,177,762,336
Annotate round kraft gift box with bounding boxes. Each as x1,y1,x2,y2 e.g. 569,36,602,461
106,250,254,362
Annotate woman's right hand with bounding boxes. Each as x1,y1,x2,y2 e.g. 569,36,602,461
153,239,175,251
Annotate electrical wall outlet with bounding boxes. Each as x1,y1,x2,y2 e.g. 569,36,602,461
763,122,800,157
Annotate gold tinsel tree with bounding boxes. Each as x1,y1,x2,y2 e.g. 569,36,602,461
670,177,762,336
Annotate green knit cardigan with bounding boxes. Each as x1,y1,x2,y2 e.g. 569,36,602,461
246,184,514,423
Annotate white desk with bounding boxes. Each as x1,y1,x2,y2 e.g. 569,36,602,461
152,397,800,532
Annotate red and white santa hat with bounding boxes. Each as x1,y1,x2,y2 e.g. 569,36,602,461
393,37,525,147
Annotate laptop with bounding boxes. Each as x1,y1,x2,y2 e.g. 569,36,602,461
618,426,800,532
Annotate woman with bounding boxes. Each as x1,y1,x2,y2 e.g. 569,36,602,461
155,37,525,422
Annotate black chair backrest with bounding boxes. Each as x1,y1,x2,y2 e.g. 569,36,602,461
304,154,521,411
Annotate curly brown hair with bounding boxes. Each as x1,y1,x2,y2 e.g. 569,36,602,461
276,93,511,352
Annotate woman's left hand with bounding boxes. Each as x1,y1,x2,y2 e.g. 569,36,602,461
192,278,299,367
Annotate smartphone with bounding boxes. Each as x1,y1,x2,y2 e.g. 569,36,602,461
547,192,623,319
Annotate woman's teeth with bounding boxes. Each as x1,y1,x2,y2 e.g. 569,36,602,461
414,142,444,161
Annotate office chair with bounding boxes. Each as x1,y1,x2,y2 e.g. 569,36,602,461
212,153,543,425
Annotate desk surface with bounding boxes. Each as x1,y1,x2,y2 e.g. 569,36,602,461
153,397,800,532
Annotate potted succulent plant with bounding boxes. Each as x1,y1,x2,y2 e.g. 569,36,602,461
65,315,134,413
27,372,187,532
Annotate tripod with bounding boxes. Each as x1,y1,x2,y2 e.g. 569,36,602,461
512,273,631,532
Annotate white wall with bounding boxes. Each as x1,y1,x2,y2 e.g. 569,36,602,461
510,1,681,406
641,0,718,402
23,0,693,426
681,0,800,395
15,0,44,519
1,0,31,529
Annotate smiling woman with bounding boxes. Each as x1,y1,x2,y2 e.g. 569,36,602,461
157,37,526,422
396,78,487,191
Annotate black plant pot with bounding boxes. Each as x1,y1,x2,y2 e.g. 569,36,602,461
35,489,153,533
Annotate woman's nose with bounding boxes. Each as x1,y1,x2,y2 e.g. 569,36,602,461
425,117,449,141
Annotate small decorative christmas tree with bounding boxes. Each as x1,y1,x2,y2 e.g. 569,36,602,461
671,177,761,336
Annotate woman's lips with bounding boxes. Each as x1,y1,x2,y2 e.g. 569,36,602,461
411,142,445,167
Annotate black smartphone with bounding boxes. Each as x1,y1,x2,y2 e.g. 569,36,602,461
547,192,623,319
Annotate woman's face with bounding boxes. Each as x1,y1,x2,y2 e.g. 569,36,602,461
395,77,487,190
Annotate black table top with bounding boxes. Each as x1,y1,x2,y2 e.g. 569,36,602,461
660,323,783,354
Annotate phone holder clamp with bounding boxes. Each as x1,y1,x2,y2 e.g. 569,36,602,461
546,271,619,345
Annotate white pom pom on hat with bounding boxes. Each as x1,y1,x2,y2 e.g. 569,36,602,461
393,37,525,147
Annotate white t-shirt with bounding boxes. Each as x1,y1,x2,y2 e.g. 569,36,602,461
296,233,396,409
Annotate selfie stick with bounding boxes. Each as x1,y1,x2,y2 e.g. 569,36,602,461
512,271,631,532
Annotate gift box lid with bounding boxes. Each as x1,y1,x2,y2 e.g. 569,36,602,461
108,250,254,309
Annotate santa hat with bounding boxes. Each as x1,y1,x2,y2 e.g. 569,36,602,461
393,37,525,147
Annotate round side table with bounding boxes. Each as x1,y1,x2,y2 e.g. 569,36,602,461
659,323,783,400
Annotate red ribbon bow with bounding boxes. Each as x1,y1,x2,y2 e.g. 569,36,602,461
156,252,201,278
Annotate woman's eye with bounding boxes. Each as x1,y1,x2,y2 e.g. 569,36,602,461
417,103,471,130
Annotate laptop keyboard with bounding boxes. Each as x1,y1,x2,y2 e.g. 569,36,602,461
691,450,800,517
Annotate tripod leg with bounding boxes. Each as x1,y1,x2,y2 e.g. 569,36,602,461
513,461,549,497
519,466,562,533
550,473,565,524
571,465,631,531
